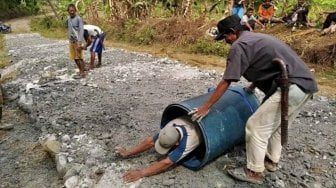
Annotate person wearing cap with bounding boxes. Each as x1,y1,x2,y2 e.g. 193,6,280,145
189,15,317,184
115,116,201,183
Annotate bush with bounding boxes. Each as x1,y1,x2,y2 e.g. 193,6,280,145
0,34,9,69
0,0,40,20
107,19,155,45
187,37,229,57
133,25,155,45
30,16,67,39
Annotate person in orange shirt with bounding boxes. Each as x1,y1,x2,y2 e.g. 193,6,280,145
258,0,283,24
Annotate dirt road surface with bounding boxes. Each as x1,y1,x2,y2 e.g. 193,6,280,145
0,30,335,187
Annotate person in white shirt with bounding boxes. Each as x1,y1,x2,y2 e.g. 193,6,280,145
240,7,265,32
83,24,105,69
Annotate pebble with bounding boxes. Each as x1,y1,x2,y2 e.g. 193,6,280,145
3,31,336,188
162,179,175,186
0,123,14,130
275,179,286,188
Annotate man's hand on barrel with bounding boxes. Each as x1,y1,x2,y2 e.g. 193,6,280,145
188,107,209,122
244,83,256,94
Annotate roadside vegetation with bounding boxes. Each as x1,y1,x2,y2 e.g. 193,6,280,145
0,34,9,69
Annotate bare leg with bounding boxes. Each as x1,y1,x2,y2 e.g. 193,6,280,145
97,53,102,67
75,59,85,77
89,51,95,70
74,60,80,69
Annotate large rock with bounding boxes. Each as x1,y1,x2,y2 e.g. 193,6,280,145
40,135,61,157
18,93,33,113
56,153,68,177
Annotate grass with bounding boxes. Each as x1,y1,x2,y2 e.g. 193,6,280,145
0,34,10,69
30,16,67,39
318,70,336,80
186,38,229,57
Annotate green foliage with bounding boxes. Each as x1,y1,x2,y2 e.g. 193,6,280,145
0,0,41,20
56,0,75,20
133,25,155,45
31,0,336,57
30,16,67,39
187,38,229,57
249,0,336,21
111,19,138,42
312,0,336,9
110,19,155,45
124,19,138,32
0,34,9,69
308,0,336,22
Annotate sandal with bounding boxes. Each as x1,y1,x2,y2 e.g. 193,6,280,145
265,157,278,172
227,167,263,185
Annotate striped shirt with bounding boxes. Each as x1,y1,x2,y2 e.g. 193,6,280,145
153,117,202,163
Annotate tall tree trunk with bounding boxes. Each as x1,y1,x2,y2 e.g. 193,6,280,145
46,0,59,20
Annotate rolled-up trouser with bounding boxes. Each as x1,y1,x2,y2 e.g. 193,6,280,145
245,84,312,172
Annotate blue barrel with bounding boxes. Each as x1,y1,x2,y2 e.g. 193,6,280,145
160,85,260,170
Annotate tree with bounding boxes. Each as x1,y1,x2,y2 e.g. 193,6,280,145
46,0,59,20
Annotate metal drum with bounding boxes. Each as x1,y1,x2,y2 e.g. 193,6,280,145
160,85,260,170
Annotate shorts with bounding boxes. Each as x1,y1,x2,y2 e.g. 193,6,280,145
69,41,83,60
90,33,105,54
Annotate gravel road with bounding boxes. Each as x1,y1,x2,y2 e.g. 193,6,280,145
0,33,335,188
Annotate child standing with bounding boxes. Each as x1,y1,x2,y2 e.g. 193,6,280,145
67,3,85,79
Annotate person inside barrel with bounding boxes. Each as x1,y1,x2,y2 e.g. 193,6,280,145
82,24,105,70
115,116,202,183
189,15,317,184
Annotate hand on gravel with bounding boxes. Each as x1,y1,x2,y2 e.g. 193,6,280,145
123,170,143,183
114,147,129,157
